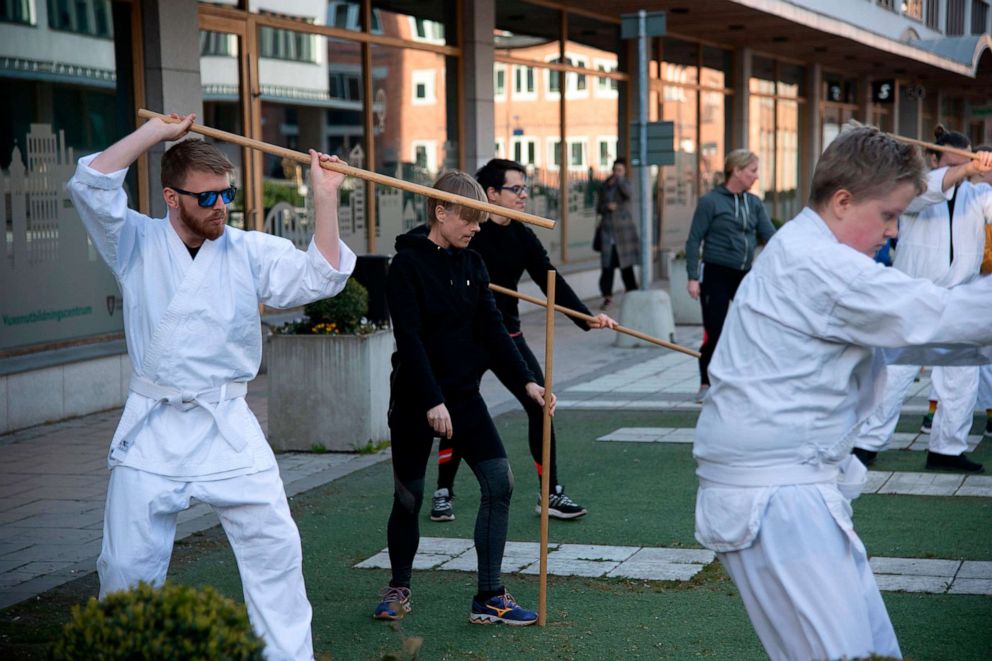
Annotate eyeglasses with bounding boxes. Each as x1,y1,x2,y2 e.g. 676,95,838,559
497,184,529,196
171,186,238,208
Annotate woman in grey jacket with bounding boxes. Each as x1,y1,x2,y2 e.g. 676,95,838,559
596,158,641,308
685,149,776,402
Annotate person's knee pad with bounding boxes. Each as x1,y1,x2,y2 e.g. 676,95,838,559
393,476,425,515
474,458,513,502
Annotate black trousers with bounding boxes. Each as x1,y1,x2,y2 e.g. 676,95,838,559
698,262,748,386
599,245,638,298
388,392,512,594
437,333,558,490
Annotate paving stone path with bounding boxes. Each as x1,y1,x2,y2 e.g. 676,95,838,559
355,537,992,596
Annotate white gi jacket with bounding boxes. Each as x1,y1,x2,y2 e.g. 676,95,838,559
68,153,356,480
895,167,992,286
694,207,992,552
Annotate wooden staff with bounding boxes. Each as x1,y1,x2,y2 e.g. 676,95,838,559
137,109,556,230
846,120,982,161
489,284,701,358
538,270,555,627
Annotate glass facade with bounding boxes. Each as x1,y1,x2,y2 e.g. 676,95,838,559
1,0,137,352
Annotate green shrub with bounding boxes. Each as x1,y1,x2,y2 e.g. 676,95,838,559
49,581,265,661
303,277,369,335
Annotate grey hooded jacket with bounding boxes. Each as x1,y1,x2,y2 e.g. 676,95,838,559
685,185,776,280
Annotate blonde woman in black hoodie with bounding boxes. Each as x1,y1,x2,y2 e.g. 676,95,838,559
373,170,552,626
685,149,776,403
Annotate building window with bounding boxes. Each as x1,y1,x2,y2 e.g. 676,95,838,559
876,0,896,9
411,69,436,105
48,0,113,37
511,136,538,167
546,55,588,98
904,0,924,19
926,0,941,28
494,65,506,100
411,140,437,172
329,71,361,101
513,65,535,99
549,140,561,170
410,16,445,44
200,31,237,57
495,138,506,158
260,26,317,63
973,0,989,34
598,137,617,170
1,0,34,24
947,0,966,34
594,59,619,97
569,140,585,169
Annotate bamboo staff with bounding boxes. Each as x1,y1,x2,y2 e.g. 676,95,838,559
137,109,556,230
846,120,982,161
537,270,555,627
489,284,701,358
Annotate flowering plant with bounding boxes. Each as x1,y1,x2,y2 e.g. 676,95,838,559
278,277,381,336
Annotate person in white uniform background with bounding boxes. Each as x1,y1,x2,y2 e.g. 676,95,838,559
67,112,357,661
852,126,992,473
693,126,992,661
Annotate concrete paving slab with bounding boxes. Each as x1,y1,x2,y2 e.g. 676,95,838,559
956,475,992,497
606,562,705,581
870,557,960,577
863,471,892,494
520,557,619,577
873,574,951,593
956,560,992,579
547,544,638,562
622,547,715,564
876,472,964,496
947,578,992,595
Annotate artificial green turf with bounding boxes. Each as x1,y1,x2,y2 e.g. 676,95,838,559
168,409,991,660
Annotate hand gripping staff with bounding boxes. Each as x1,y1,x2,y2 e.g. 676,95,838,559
138,109,556,230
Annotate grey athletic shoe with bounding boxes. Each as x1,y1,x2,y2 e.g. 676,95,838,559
430,488,455,521
535,485,587,519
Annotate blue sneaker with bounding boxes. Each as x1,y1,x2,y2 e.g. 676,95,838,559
469,591,538,626
373,586,411,621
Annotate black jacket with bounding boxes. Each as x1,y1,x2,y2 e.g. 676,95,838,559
468,220,591,334
386,230,534,412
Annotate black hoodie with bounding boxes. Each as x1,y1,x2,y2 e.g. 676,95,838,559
386,230,535,412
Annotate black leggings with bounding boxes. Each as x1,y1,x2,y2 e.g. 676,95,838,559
599,245,638,298
698,262,747,386
437,334,557,492
388,392,512,594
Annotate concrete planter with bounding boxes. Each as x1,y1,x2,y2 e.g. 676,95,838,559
267,329,393,451
664,255,703,325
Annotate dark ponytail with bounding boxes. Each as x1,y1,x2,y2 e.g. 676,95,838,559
929,124,970,158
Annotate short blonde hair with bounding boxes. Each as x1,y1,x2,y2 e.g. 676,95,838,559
810,126,925,208
724,149,758,181
425,170,488,225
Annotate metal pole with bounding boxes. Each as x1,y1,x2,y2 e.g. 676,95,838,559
637,10,651,286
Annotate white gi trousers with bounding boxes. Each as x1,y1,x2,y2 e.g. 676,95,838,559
929,365,980,455
718,486,901,661
977,364,992,410
856,364,921,452
98,465,313,661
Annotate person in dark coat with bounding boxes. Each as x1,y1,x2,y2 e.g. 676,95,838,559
373,170,552,626
596,158,641,308
429,159,616,524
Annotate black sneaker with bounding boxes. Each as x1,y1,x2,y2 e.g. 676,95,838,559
851,447,877,468
985,417,992,439
430,488,454,522
535,485,587,519
920,412,933,434
925,451,984,473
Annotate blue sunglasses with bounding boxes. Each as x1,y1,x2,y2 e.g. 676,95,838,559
171,185,238,208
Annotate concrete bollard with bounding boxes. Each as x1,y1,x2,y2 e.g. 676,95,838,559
614,289,676,348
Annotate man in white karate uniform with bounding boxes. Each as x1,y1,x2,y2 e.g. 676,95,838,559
67,112,356,661
693,126,992,661
854,128,992,472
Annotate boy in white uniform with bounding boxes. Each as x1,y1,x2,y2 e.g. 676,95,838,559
67,112,356,661
693,126,992,660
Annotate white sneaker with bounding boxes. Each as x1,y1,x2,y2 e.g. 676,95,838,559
430,488,454,521
694,385,710,404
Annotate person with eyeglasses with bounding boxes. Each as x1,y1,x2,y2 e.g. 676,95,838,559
67,112,357,661
427,158,616,524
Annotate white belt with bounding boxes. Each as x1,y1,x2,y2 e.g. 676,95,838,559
121,375,250,452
